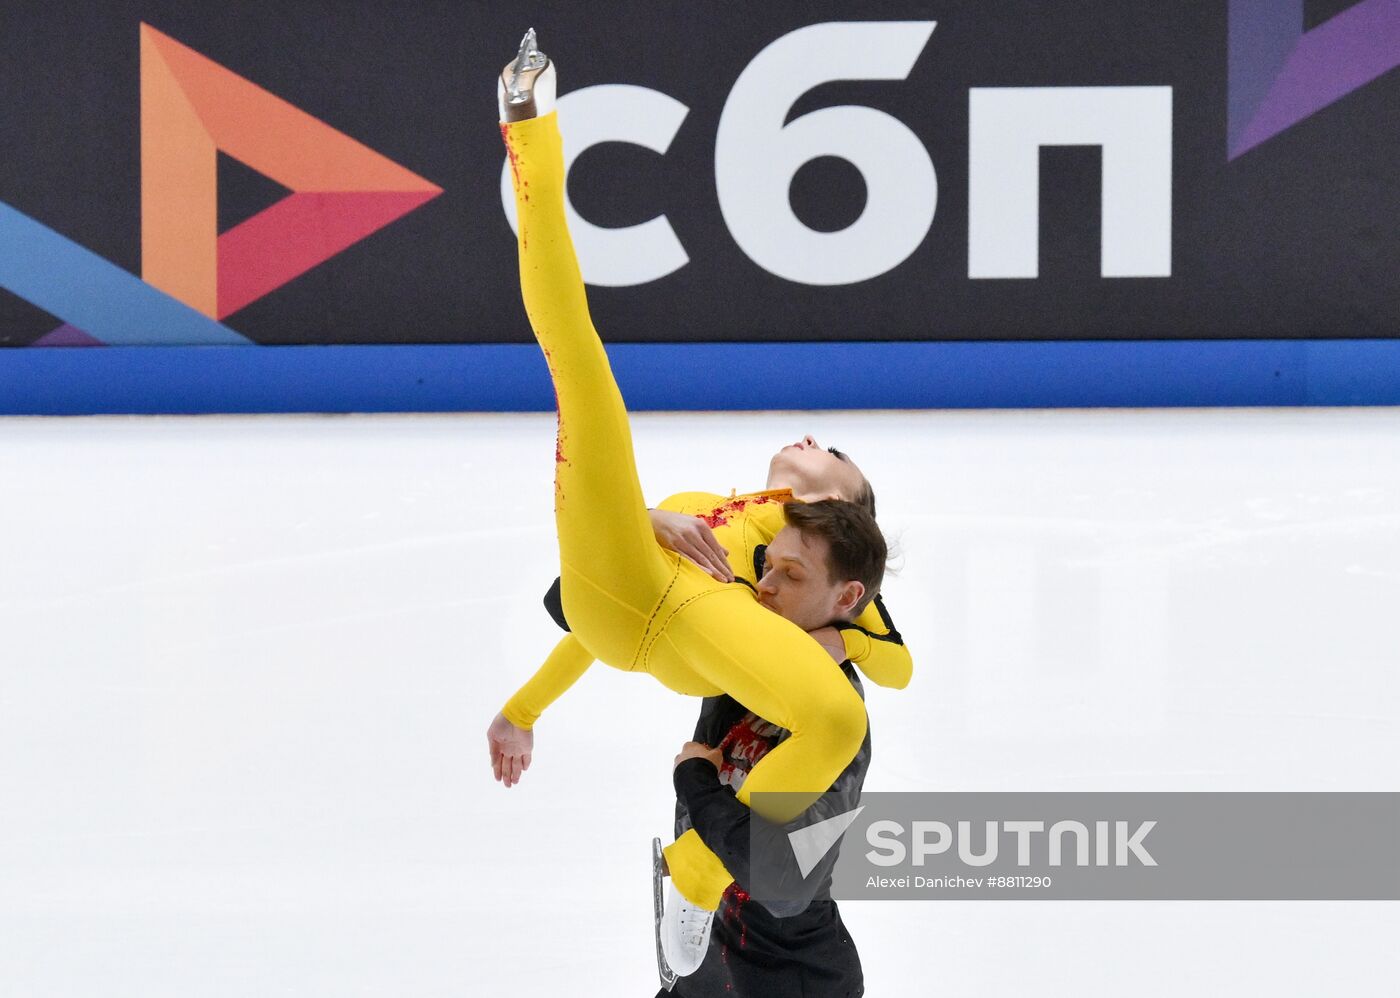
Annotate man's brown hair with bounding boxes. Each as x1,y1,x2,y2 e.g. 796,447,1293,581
783,498,887,615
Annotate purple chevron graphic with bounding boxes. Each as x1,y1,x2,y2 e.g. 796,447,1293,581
32,324,104,347
1228,0,1400,160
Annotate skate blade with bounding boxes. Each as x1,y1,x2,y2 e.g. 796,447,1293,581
653,837,678,992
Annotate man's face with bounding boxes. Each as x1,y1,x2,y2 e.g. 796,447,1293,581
767,435,866,503
757,525,863,631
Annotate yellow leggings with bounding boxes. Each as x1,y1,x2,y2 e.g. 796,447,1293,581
502,113,867,908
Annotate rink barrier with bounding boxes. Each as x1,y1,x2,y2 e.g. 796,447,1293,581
3,340,1400,414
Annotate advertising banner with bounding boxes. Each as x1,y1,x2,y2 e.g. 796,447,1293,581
1,2,1396,410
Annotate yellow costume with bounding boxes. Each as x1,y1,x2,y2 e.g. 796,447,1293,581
503,489,912,730
501,113,896,908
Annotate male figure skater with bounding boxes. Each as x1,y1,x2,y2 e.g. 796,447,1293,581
662,500,878,996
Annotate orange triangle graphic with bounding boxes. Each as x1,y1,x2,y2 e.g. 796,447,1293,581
140,23,442,319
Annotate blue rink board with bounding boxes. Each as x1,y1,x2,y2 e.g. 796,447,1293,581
2,340,1399,414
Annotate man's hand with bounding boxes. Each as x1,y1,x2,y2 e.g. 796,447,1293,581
487,711,533,788
809,625,847,664
674,740,724,771
649,509,733,583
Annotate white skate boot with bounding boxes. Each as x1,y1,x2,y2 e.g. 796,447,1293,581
652,838,717,988
661,883,715,978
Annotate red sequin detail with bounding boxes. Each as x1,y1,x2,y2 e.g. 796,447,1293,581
698,492,779,530
719,883,751,948
500,124,523,189
716,713,780,789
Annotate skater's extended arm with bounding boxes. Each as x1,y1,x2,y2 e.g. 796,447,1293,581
838,594,912,690
488,634,594,788
491,510,727,785
500,632,594,730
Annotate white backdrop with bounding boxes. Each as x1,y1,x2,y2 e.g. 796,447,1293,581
2,409,1398,996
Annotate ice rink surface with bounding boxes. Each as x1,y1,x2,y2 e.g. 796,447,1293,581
2,407,1398,996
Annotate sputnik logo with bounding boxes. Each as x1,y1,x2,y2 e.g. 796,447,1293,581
0,24,442,346
787,805,866,878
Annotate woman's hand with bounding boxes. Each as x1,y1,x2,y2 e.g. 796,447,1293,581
649,509,733,583
487,711,534,788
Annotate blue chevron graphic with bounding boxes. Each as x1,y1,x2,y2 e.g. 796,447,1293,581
0,201,249,345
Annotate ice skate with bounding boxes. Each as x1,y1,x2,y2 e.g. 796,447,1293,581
653,837,678,991
497,28,555,123
654,837,715,982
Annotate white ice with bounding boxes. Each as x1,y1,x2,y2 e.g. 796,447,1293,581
1,408,1398,996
